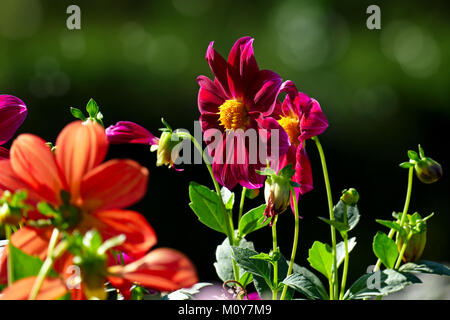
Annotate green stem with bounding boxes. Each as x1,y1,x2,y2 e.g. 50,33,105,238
28,228,67,300
373,166,414,272
238,187,247,223
339,233,349,300
272,216,279,300
5,225,13,287
280,188,300,300
185,132,240,280
394,232,413,269
312,136,338,300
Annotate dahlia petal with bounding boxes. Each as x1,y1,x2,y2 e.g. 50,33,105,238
206,41,230,96
0,276,68,300
0,147,9,160
108,248,198,292
80,159,148,212
299,99,329,140
56,121,108,201
296,145,313,195
227,37,259,98
0,95,27,145
10,134,65,204
248,70,283,116
106,121,158,145
255,117,290,160
87,209,157,255
197,75,226,114
212,133,239,190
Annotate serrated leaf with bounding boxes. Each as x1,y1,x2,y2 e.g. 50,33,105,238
336,237,357,268
399,260,450,276
86,99,99,118
307,241,333,280
220,187,235,211
70,107,86,121
333,200,360,231
281,272,328,300
213,237,254,282
231,247,272,287
344,269,421,300
188,182,228,234
373,232,398,269
238,204,269,238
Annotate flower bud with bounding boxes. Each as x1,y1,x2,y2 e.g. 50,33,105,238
83,274,107,300
155,130,182,169
397,228,427,263
0,202,22,225
264,175,291,225
246,188,260,199
414,157,443,184
340,188,359,206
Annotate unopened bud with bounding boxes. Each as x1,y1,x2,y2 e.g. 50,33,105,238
155,131,182,169
398,229,427,263
340,188,359,206
0,202,22,226
264,176,291,225
246,188,260,200
414,157,443,184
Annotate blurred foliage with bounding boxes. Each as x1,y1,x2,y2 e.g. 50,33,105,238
0,0,448,285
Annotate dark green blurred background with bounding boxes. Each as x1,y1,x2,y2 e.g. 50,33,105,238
0,0,449,286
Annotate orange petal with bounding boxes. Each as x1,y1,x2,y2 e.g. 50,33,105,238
83,209,157,255
10,134,65,204
0,227,54,285
0,276,68,300
80,159,148,212
108,248,198,292
55,121,108,201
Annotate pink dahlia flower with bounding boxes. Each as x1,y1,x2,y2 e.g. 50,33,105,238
0,95,27,159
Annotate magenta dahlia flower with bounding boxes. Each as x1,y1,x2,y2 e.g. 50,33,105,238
197,37,290,190
0,95,27,159
271,81,328,206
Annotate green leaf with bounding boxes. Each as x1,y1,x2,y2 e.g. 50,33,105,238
10,245,57,282
278,164,295,179
239,272,253,288
334,200,360,231
238,204,269,238
318,217,349,232
213,237,254,282
399,162,414,169
188,182,228,234
231,247,272,287
408,150,420,161
336,237,357,268
399,260,450,276
86,98,99,118
281,272,329,300
344,269,421,300
70,107,86,121
372,232,398,269
375,219,407,238
220,187,235,211
307,241,333,280
418,144,425,158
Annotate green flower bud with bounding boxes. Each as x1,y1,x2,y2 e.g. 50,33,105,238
340,188,359,206
154,131,183,169
246,188,260,199
0,202,22,225
397,228,427,263
414,157,443,184
264,175,291,225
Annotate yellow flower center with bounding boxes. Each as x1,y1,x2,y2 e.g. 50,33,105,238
218,99,249,130
278,116,300,147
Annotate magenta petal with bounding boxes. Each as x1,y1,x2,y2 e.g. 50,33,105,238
212,133,239,190
280,80,298,102
296,145,313,195
197,75,227,114
0,95,27,145
105,121,159,145
0,147,9,160
227,37,259,99
248,70,283,116
256,117,290,160
206,42,230,96
299,99,328,140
